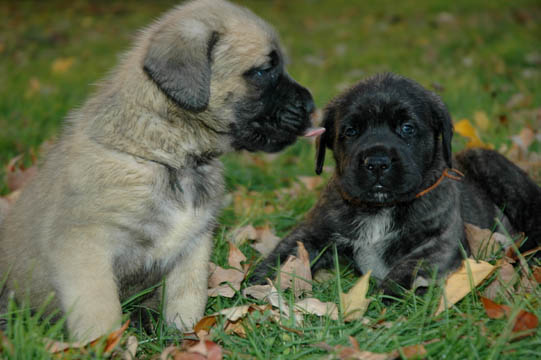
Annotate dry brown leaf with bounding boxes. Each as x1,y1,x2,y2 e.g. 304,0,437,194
276,242,312,298
319,336,394,360
518,270,539,294
295,298,339,320
435,259,495,315
396,344,428,359
465,223,512,258
207,263,243,298
511,127,536,153
512,309,539,334
533,266,541,283
208,243,247,298
45,320,129,354
242,284,272,300
232,225,257,245
160,338,223,360
25,77,41,98
506,93,532,110
340,271,371,322
51,57,75,74
121,335,138,360
483,259,518,300
298,176,324,191
480,296,508,319
227,241,246,272
0,331,14,355
5,154,38,192
480,296,538,338
474,111,490,132
250,225,281,257
194,316,217,334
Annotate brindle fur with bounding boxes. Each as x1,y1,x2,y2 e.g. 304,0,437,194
252,73,540,297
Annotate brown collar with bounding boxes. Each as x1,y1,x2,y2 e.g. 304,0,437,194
415,168,464,198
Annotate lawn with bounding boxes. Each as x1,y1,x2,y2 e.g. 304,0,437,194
0,0,540,359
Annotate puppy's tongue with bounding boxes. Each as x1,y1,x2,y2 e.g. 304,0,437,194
302,127,326,137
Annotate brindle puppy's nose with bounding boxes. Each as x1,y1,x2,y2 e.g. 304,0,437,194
363,155,392,175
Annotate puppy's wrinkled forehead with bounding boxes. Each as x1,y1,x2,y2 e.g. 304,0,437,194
338,77,429,128
219,20,282,70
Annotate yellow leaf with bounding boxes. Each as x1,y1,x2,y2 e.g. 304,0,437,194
473,111,490,132
454,119,490,148
435,259,496,315
51,57,75,74
454,118,477,138
340,270,371,321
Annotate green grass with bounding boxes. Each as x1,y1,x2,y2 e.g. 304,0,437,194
1,0,540,359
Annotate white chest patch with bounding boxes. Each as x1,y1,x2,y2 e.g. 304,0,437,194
335,208,397,280
150,204,214,263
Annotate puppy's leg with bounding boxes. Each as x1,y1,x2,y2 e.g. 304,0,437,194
250,219,334,284
54,243,122,341
163,232,212,332
456,148,541,252
381,236,464,298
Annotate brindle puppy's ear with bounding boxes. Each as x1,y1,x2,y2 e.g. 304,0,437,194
428,94,453,167
315,106,337,175
144,24,220,112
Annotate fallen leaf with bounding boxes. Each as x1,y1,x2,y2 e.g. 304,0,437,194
483,259,518,300
465,223,513,258
160,338,223,360
480,297,538,338
232,225,257,245
533,266,541,283
208,242,247,298
45,320,129,354
5,154,38,192
454,119,490,148
340,271,371,322
0,331,14,355
295,298,339,320
480,296,508,319
227,241,246,272
188,339,222,360
121,335,138,360
250,225,281,257
207,263,244,298
398,344,428,359
511,127,535,153
474,111,490,132
435,259,495,315
298,176,324,191
51,57,75,74
506,93,532,110
276,242,312,298
194,315,217,334
512,309,539,334
25,77,41,98
316,336,394,360
242,284,272,300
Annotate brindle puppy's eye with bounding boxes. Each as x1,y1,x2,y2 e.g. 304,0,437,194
400,123,416,136
344,127,358,137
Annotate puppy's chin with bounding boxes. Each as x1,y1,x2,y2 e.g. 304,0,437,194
229,120,307,153
338,180,420,207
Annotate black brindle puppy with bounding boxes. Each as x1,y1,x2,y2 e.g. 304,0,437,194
252,73,541,296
